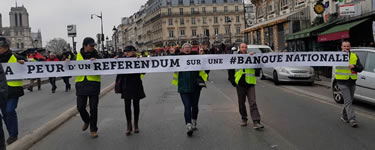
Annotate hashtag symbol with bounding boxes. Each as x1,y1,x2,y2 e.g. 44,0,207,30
230,57,236,64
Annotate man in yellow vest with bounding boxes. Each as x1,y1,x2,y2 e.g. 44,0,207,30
75,37,101,138
0,37,25,144
335,40,363,127
230,43,263,130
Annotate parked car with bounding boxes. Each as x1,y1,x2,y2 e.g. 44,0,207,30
332,48,375,104
247,45,315,85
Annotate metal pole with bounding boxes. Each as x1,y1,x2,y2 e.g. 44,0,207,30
100,12,104,52
72,36,76,53
242,0,249,44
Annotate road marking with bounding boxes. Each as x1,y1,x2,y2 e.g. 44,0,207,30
259,80,375,121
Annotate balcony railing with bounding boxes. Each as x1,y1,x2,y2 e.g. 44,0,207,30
162,10,244,17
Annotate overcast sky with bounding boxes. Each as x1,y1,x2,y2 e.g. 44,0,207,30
0,0,145,48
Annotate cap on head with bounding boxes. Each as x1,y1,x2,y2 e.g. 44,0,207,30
82,37,96,46
124,45,136,52
0,37,10,48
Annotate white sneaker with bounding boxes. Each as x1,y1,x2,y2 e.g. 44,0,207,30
186,123,194,136
192,119,197,130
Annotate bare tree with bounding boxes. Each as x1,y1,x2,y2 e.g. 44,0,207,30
46,38,69,54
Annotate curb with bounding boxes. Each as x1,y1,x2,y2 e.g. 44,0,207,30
7,82,115,150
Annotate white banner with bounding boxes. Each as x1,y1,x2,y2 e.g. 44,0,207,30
3,52,349,80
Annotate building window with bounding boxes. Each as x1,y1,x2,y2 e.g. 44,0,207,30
201,0,205,4
192,8,195,13
280,0,288,8
19,14,23,26
214,17,218,24
215,28,219,35
224,6,228,12
203,17,207,24
179,0,183,5
295,0,305,5
192,17,196,24
202,7,206,13
180,30,185,36
192,29,197,36
235,6,239,12
213,0,216,4
168,8,172,15
169,30,174,37
268,2,275,12
225,27,230,35
204,29,209,36
236,16,240,22
190,0,194,4
224,0,227,3
169,19,173,25
180,18,185,25
21,43,24,48
16,43,19,48
234,0,238,2
213,7,217,13
236,27,241,34
15,14,18,27
180,8,184,15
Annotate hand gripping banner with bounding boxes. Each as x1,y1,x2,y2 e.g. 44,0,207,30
3,52,349,80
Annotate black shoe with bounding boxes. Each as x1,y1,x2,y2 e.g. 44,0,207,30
38,86,41,90
6,136,17,145
27,87,33,92
82,123,89,131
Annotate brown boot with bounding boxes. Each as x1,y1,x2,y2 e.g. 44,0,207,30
134,121,139,133
90,131,98,138
126,123,132,136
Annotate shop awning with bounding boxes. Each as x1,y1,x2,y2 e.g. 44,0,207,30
317,19,368,42
286,21,337,41
242,12,298,33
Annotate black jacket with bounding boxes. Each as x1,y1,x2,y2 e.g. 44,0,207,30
0,65,8,105
75,48,102,96
115,55,146,99
0,50,25,98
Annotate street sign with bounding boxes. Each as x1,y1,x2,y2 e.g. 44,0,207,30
339,4,355,16
67,25,77,37
372,21,375,42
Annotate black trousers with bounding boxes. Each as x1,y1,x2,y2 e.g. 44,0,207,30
0,113,5,150
49,77,56,91
236,85,261,122
124,99,140,124
77,95,99,131
62,77,71,89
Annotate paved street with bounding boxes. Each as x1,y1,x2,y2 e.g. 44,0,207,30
9,75,115,138
28,70,375,150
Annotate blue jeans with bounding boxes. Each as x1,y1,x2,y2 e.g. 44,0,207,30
1,97,19,137
180,90,201,124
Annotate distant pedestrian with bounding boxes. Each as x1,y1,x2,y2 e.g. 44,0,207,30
115,45,146,136
27,50,45,91
46,52,59,93
229,43,264,130
168,47,177,55
61,50,75,92
75,37,102,138
172,43,208,136
0,61,8,150
0,36,26,145
335,40,363,127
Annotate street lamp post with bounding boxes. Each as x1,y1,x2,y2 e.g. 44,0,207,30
225,17,232,47
91,12,104,52
112,26,118,54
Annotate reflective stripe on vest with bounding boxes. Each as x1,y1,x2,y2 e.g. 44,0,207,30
235,69,256,85
74,52,101,82
171,71,208,86
335,52,358,80
7,54,23,87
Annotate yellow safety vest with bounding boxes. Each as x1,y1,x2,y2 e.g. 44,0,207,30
7,54,23,87
335,52,358,80
75,52,101,82
172,71,208,86
235,68,256,85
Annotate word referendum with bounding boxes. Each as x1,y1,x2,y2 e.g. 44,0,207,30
3,52,348,80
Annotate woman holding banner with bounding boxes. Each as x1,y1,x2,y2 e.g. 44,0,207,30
115,46,146,136
172,43,208,136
